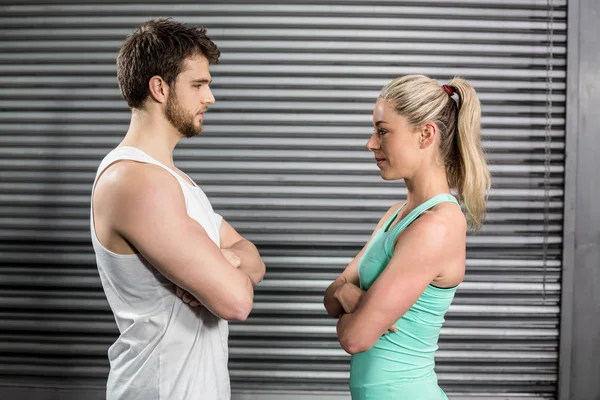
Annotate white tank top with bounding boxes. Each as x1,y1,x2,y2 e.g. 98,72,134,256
90,146,230,400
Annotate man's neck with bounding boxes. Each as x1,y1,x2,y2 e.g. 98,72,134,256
119,109,181,168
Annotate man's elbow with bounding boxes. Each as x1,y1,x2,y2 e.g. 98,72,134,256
221,293,253,322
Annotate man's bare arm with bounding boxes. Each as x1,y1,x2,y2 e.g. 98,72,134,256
94,162,254,321
219,219,265,286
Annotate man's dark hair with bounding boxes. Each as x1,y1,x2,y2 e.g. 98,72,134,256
117,18,220,109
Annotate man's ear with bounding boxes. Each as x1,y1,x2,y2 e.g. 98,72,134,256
148,76,169,104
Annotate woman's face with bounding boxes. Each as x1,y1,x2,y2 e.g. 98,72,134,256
367,100,423,181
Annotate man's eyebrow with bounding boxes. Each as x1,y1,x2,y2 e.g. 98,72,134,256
375,120,387,126
191,79,211,84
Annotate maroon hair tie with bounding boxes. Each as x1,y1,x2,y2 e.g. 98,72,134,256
442,84,454,96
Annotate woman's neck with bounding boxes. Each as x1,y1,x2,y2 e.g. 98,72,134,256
403,165,451,210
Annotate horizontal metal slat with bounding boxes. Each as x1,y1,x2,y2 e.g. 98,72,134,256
0,194,565,211
0,0,567,6
0,41,568,58
0,64,567,79
0,102,567,119
0,207,566,224
0,181,565,197
0,15,567,31
0,3,568,18
0,87,568,104
0,124,567,139
0,161,567,176
0,113,567,130
0,343,557,365
0,140,567,154
0,75,568,91
0,27,567,44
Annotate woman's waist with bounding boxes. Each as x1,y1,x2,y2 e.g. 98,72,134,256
350,347,437,385
349,357,438,387
349,374,446,400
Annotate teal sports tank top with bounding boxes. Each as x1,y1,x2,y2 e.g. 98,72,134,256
349,193,460,400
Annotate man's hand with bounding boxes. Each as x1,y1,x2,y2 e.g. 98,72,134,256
175,248,243,308
334,283,397,334
176,286,201,307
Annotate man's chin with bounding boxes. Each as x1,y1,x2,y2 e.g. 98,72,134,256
181,125,203,139
182,131,201,139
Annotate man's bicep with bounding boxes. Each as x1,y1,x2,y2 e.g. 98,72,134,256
114,170,218,286
111,167,253,320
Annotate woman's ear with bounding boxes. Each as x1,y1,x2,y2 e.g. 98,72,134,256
419,122,438,149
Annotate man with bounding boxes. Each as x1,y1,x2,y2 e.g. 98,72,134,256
90,18,265,400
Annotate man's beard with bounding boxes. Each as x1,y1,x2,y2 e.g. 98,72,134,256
165,91,203,138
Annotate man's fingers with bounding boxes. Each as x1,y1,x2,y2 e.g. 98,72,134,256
221,248,241,268
388,325,398,333
182,292,193,304
175,287,201,307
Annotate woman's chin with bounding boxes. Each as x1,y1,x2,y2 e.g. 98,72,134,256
379,170,403,181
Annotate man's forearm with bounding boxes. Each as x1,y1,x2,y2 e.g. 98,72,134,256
228,239,265,285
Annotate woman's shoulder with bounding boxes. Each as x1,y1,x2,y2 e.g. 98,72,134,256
423,201,466,232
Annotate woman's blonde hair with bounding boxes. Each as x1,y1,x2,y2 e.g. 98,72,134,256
379,74,491,230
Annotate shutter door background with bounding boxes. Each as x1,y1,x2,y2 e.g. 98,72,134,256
0,1,565,399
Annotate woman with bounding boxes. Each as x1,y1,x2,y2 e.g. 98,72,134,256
323,74,491,399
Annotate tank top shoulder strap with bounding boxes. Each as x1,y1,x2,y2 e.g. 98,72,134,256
388,193,459,235
93,146,188,188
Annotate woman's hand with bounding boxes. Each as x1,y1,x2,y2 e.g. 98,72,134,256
334,282,364,314
335,283,398,333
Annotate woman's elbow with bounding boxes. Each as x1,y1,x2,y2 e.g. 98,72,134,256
324,300,341,318
339,334,370,355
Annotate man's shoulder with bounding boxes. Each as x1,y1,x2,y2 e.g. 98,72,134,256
94,160,184,210
100,161,174,190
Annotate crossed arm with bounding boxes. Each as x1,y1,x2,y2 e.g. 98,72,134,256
95,162,265,321
178,219,265,306
324,206,460,355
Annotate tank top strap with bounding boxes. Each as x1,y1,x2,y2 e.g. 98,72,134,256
388,193,459,236
93,146,191,190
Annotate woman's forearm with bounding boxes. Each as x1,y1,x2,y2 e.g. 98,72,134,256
324,279,346,318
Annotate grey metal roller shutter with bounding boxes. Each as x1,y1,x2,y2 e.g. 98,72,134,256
0,1,565,399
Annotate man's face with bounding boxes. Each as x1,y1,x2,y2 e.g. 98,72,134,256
165,56,215,138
